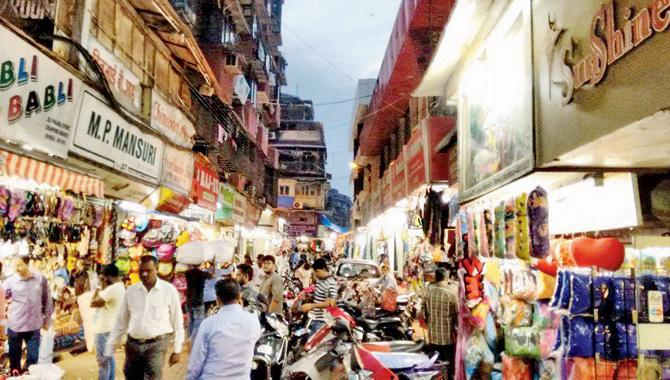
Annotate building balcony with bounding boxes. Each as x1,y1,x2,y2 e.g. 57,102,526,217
358,0,455,156
127,0,230,104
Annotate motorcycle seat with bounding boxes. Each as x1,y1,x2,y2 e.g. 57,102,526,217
363,316,401,330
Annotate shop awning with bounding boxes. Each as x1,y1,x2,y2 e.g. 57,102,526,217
320,214,349,234
412,0,511,98
0,150,104,197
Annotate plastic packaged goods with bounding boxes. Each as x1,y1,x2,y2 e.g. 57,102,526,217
504,326,541,359
464,332,495,380
500,297,533,327
502,354,532,380
593,275,613,316
612,276,635,322
569,272,593,315
566,317,594,358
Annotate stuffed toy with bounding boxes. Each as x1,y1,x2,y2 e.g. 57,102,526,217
570,237,625,271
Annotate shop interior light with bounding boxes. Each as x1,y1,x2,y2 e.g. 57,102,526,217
21,144,33,152
349,162,360,169
395,198,409,209
216,202,223,209
278,217,287,225
117,200,147,213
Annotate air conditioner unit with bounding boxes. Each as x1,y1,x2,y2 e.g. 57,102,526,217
294,202,303,209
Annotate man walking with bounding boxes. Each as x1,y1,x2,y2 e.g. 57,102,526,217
106,255,184,380
90,264,125,380
2,256,53,374
184,264,211,338
259,255,284,315
236,264,263,312
186,279,261,380
300,258,337,335
423,268,458,376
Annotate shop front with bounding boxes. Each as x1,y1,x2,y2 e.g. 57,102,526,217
413,0,670,378
0,20,114,354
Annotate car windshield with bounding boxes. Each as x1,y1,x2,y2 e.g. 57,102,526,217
337,262,380,279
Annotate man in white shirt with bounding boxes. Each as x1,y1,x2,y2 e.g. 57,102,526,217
186,278,261,380
106,255,184,380
90,264,125,380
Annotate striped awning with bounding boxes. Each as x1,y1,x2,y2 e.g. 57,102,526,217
0,150,104,198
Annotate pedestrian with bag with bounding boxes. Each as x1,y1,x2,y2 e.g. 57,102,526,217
105,255,185,380
90,264,125,380
184,264,212,338
2,256,53,375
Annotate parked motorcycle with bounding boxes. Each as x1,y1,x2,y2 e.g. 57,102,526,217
338,302,413,342
251,313,290,380
284,307,446,380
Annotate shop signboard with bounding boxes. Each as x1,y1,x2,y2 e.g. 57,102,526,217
382,171,392,210
151,90,196,148
288,224,317,237
0,23,83,158
87,38,142,113
405,126,427,196
534,0,670,169
162,145,194,196
233,191,247,225
458,0,533,202
192,155,219,211
156,187,190,214
424,116,455,183
0,1,55,47
246,203,261,227
215,183,235,223
391,152,407,204
72,90,164,183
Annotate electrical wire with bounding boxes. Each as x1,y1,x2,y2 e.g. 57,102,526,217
280,20,358,83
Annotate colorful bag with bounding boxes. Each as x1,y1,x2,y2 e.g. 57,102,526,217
381,288,398,312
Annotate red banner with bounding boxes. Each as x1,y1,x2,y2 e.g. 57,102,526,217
192,155,219,211
382,171,392,210
426,116,456,183
405,127,426,195
391,152,407,204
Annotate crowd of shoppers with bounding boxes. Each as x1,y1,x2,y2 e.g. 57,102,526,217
0,246,459,379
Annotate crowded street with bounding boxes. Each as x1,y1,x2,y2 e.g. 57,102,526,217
1,0,670,379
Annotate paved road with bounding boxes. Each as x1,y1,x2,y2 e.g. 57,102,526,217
57,345,190,380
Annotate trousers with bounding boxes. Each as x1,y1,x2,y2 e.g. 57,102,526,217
123,336,169,380
8,329,40,372
95,332,115,380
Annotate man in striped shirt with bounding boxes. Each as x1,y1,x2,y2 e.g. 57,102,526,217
301,258,337,335
423,268,458,376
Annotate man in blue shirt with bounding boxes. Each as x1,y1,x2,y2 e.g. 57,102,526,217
186,279,261,380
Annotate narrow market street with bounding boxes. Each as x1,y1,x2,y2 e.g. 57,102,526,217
1,0,670,379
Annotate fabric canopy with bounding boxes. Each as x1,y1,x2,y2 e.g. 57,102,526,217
0,150,104,197
320,214,348,234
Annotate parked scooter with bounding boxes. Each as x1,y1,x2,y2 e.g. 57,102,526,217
284,307,446,380
251,313,289,380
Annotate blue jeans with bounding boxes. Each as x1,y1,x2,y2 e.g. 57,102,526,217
188,304,206,339
95,332,115,380
8,329,40,372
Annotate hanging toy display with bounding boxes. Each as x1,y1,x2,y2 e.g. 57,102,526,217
504,198,517,259
494,201,506,258
527,186,550,259
515,193,530,261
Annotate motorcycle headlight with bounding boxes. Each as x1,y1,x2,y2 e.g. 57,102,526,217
267,314,290,337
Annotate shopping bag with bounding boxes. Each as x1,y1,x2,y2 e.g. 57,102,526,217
381,288,398,312
38,328,55,364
